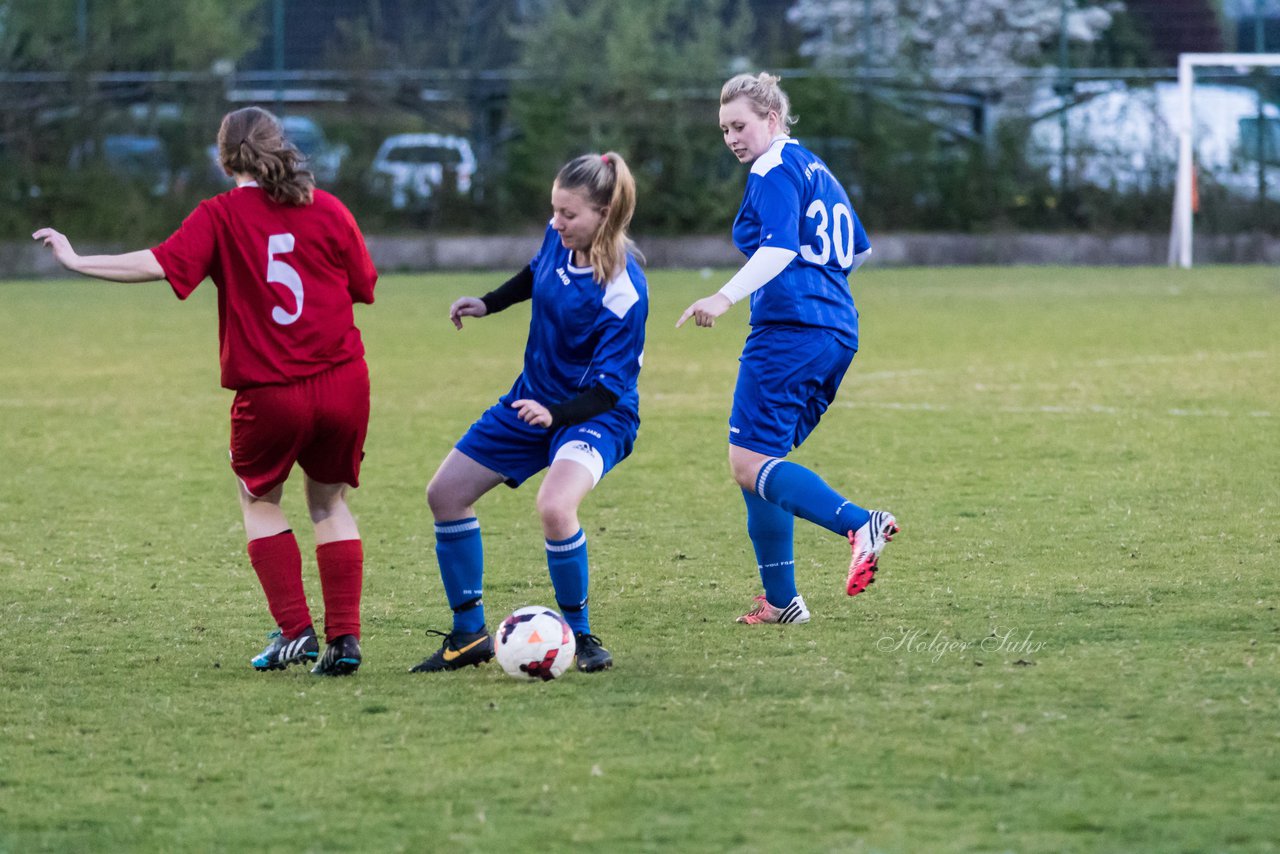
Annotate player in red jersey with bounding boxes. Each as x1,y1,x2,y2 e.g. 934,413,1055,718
33,107,377,676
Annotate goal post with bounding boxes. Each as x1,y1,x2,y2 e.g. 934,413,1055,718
1169,52,1280,268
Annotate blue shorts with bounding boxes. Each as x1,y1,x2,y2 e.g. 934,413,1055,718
729,325,855,457
455,399,638,488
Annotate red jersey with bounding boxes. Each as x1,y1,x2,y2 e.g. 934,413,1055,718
151,185,377,389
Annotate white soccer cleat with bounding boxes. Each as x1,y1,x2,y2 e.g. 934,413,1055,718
736,593,810,625
847,510,900,596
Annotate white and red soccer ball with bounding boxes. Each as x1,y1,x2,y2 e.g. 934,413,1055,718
494,606,576,681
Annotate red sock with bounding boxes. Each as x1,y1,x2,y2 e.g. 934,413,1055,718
316,539,363,642
247,531,312,638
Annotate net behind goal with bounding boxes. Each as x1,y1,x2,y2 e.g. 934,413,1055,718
1169,52,1280,268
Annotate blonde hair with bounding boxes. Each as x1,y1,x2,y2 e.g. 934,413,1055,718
555,151,642,284
720,72,796,131
217,107,315,206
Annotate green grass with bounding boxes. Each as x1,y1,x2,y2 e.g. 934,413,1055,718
1,266,1277,853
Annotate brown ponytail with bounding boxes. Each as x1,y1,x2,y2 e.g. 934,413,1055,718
555,151,642,284
216,107,315,206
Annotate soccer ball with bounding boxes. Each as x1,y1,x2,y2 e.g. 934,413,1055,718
494,606,576,681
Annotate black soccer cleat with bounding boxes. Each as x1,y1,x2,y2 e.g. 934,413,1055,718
574,632,613,673
410,628,494,673
251,625,319,671
311,634,362,676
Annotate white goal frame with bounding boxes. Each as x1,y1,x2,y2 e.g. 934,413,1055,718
1169,52,1280,268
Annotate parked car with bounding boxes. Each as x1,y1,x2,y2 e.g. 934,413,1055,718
207,115,348,185
367,133,476,210
1028,82,1280,198
281,115,348,184
69,134,172,196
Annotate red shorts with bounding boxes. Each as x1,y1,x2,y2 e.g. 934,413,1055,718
229,359,370,497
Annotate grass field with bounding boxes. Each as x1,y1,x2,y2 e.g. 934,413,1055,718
1,265,1277,853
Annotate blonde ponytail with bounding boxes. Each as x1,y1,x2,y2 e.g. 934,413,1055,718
720,71,796,131
555,151,642,284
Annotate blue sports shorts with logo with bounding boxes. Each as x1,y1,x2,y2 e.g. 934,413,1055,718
454,398,638,488
728,325,855,457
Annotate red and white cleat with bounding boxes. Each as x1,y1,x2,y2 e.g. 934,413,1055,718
846,511,900,596
736,594,811,625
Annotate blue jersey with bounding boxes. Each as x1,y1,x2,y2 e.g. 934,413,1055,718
732,138,870,350
500,224,648,419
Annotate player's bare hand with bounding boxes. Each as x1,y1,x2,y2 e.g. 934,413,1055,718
675,293,732,329
32,227,79,270
449,296,488,330
511,398,552,428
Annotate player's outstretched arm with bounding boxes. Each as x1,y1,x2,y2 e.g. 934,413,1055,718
675,246,797,329
452,263,536,329
32,228,165,282
676,293,733,329
449,296,488,330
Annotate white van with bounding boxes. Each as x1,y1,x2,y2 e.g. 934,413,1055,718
366,133,476,211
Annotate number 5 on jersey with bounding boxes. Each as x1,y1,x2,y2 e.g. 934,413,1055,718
267,233,304,325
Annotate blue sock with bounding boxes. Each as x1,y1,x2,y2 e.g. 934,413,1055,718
434,518,485,634
742,488,797,607
756,459,871,537
546,529,590,635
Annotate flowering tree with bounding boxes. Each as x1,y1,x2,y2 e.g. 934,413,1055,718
786,0,1121,88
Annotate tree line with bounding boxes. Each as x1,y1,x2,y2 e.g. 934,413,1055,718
5,0,1267,240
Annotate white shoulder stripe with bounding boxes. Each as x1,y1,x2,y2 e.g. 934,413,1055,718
750,138,797,177
602,268,640,319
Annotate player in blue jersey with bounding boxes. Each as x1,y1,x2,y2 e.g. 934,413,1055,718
412,152,647,674
677,72,900,625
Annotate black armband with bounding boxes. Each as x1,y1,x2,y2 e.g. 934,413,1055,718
545,384,620,428
481,265,534,315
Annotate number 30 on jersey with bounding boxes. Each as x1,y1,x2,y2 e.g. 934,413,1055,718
799,200,856,269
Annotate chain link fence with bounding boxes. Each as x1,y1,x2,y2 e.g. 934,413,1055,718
3,65,1279,247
